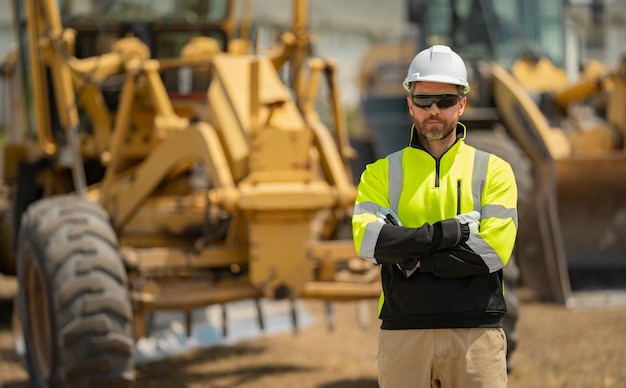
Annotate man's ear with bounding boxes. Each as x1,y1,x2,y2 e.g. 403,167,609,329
458,95,467,115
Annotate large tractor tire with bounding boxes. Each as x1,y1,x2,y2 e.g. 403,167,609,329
465,128,533,373
15,195,135,387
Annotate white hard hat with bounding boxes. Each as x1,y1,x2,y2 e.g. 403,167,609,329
403,45,470,94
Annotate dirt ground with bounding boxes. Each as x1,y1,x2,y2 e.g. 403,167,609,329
1,274,626,388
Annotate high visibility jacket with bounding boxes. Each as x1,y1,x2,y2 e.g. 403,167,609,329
352,124,518,329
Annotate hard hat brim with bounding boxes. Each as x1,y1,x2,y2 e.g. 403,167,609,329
403,74,470,95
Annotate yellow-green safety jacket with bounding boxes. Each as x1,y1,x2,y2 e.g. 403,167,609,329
352,123,518,329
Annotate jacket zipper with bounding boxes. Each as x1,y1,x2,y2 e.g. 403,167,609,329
457,179,462,215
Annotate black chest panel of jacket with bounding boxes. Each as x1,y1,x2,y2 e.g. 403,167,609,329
378,264,506,330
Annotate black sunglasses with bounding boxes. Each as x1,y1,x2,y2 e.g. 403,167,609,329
411,94,463,110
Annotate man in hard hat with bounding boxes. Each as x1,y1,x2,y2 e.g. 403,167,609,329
352,45,518,387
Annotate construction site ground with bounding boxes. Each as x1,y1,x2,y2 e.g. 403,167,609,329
1,273,626,388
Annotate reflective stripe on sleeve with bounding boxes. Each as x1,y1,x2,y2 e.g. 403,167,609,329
360,222,384,262
467,237,504,272
354,201,383,215
482,204,518,228
388,151,404,214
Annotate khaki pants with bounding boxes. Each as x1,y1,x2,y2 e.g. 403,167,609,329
378,327,507,388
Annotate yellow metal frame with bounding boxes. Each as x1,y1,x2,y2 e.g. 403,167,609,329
8,0,380,340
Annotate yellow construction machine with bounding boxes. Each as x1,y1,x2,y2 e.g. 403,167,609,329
0,0,380,386
359,0,626,309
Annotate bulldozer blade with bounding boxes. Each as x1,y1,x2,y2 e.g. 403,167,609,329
517,153,626,308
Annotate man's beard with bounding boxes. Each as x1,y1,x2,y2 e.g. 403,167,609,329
417,118,456,141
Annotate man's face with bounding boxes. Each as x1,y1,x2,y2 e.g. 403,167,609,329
406,81,466,142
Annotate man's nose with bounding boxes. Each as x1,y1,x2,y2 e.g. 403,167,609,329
427,103,441,113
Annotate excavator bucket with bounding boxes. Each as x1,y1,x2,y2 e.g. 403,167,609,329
492,64,626,308
518,156,626,308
